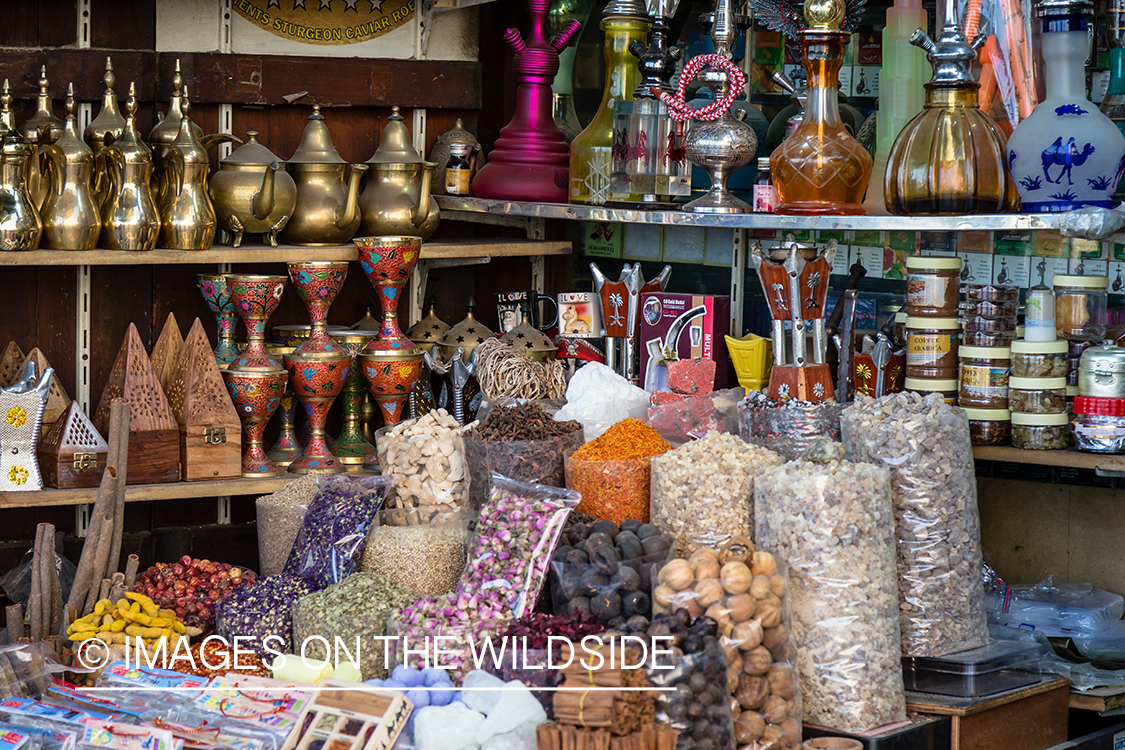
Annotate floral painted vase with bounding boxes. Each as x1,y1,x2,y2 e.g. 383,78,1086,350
1007,0,1125,211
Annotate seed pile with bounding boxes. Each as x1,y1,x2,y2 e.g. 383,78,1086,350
361,513,467,597
468,402,581,441
255,476,318,577
293,572,418,679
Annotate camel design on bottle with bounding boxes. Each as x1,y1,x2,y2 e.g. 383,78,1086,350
1040,137,1095,185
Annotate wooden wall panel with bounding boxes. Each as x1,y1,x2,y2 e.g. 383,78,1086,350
90,0,156,50
89,266,154,413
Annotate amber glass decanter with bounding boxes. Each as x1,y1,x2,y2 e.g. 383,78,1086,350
770,0,873,214
883,0,1019,214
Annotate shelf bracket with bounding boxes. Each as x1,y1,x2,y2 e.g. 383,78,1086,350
730,228,748,337
216,495,231,525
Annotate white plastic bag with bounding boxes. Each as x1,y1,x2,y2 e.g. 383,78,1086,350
554,363,648,441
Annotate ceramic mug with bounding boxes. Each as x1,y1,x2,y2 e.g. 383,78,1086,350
495,290,559,333
557,292,604,338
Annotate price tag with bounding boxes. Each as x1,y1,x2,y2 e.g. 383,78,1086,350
1112,729,1125,750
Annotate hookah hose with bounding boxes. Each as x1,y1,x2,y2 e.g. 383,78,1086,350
651,53,746,122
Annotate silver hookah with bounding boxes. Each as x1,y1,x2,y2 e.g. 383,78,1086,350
682,0,758,213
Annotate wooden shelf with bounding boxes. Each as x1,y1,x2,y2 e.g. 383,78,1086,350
1069,684,1125,712
973,446,1125,475
0,238,571,266
0,476,303,509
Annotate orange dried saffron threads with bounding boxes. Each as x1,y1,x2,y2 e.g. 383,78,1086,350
572,418,672,460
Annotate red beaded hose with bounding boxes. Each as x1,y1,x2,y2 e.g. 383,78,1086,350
651,53,747,122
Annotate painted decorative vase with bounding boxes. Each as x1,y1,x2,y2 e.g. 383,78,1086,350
225,274,287,372
222,369,288,477
266,344,303,468
354,235,425,456
284,261,351,475
272,324,348,346
1007,0,1125,211
328,329,380,467
197,274,241,368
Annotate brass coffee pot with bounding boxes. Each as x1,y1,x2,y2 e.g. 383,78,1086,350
100,83,160,251
157,95,216,250
150,61,239,209
40,84,100,251
209,131,297,247
85,58,127,210
20,65,64,212
0,81,43,251
278,105,367,247
358,106,439,239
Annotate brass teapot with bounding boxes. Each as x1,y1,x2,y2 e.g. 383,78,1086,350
358,106,440,239
20,65,64,213
40,84,100,251
150,61,239,209
209,131,297,247
85,58,127,211
279,106,367,247
100,83,160,251
0,80,42,251
157,95,216,250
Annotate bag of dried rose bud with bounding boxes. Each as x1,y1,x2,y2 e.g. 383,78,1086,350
282,475,391,591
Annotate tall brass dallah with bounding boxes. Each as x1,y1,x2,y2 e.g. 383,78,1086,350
158,93,216,250
85,58,127,210
358,105,440,239
20,65,64,213
0,80,43,251
279,106,367,246
209,131,297,247
40,84,100,251
100,83,160,251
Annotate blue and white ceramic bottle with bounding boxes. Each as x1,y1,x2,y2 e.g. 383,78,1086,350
1007,0,1125,211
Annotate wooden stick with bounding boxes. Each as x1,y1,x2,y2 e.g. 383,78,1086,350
36,524,53,642
82,517,114,616
44,526,63,636
106,400,130,578
97,579,111,603
5,604,23,643
124,554,140,590
28,524,45,642
67,465,118,612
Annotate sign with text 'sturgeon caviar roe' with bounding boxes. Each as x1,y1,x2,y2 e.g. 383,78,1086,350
233,0,415,45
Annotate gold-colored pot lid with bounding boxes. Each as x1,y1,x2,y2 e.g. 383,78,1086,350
500,315,557,356
222,130,283,166
84,57,126,149
367,105,424,165
434,117,480,149
289,105,345,164
405,296,451,345
436,299,495,355
53,85,93,165
20,66,64,145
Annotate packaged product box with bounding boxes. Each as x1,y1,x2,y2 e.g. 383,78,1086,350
639,293,730,392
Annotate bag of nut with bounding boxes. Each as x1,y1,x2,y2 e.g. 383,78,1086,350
754,440,907,734
840,392,990,659
652,537,803,750
376,409,467,510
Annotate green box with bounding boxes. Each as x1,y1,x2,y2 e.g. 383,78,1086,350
583,222,622,258
853,230,882,246
817,229,848,243
887,231,918,253
1114,243,1125,261
994,230,1034,256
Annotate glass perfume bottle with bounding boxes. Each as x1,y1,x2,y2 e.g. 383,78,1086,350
883,0,1019,214
569,0,651,205
1100,0,1125,202
551,0,596,141
1007,0,1125,211
770,1,873,215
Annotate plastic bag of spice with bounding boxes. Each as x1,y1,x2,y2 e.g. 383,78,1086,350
254,476,318,578
549,518,676,625
292,572,417,680
214,574,313,655
754,442,906,734
841,392,990,659
375,409,466,510
650,545,802,749
462,402,584,511
282,475,391,591
646,387,744,440
563,418,672,524
361,507,470,597
737,392,842,462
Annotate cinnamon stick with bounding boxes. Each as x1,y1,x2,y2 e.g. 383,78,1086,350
28,524,45,641
124,554,139,590
67,466,118,612
43,526,63,635
109,573,126,604
5,604,23,643
97,579,111,603
106,400,130,578
82,517,114,616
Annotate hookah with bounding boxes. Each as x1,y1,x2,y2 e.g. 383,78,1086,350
652,0,758,213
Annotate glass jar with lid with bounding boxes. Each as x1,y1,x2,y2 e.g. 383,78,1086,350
906,256,962,317
1024,286,1056,343
959,346,1011,408
1072,396,1125,453
964,284,1019,302
906,316,960,379
1011,411,1070,450
1054,274,1108,341
1008,375,1068,414
1011,339,1068,378
904,376,958,403
964,407,1011,446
